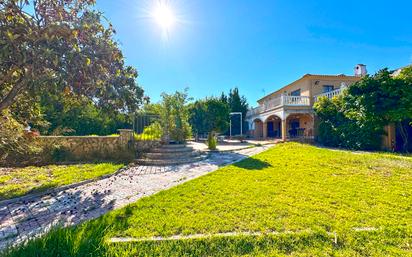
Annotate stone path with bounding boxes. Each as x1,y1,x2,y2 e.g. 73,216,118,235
0,145,273,250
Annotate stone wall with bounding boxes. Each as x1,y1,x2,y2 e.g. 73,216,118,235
135,140,161,154
37,129,160,162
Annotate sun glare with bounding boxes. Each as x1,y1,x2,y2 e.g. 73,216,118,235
152,2,176,31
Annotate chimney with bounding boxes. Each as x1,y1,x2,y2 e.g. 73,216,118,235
354,64,367,77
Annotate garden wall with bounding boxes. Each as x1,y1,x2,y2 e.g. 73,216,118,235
37,130,160,162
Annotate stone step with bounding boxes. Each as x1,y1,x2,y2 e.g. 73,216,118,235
150,147,194,153
161,144,188,149
135,155,206,166
145,151,201,160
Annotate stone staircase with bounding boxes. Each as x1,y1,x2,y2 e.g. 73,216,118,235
135,143,206,166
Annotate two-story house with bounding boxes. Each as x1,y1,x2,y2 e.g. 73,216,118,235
245,64,395,149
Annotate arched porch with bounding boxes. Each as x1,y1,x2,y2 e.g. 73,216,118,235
253,119,264,138
285,113,314,139
264,115,282,139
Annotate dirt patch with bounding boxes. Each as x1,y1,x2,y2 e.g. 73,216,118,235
0,168,15,176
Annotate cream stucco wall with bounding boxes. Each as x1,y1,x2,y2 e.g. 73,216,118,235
257,75,360,107
310,78,359,97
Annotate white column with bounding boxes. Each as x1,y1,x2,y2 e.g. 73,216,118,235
281,119,287,141
263,121,268,139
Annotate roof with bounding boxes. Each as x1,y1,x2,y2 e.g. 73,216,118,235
391,65,411,77
257,74,359,103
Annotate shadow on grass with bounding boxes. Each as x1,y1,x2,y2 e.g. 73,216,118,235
233,157,271,170
0,185,116,253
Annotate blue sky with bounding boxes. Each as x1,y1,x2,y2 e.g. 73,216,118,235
96,0,412,106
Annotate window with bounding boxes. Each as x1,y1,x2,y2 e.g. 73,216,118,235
290,89,301,96
322,85,334,93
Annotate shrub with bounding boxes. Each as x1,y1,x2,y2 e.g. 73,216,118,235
142,122,162,139
314,96,383,150
208,132,217,150
0,110,43,166
134,122,162,141
158,90,192,143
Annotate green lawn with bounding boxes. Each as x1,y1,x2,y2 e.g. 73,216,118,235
3,143,412,256
0,163,124,200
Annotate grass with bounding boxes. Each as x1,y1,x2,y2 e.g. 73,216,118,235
0,163,124,200
3,143,412,256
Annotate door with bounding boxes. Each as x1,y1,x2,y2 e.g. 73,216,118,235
267,122,275,138
289,119,300,137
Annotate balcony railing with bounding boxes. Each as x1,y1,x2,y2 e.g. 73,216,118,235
246,106,264,117
246,95,310,117
314,88,344,102
283,95,310,106
246,88,348,118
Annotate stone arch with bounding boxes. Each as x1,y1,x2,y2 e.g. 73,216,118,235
264,115,282,138
285,113,314,138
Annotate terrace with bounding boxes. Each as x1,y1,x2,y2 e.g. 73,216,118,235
247,88,345,118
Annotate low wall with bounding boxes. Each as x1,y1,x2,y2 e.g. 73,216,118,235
37,136,124,161
135,140,161,154
37,130,160,162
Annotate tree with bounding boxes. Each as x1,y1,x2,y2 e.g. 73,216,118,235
0,0,143,114
396,66,412,150
345,68,412,151
314,95,383,150
225,87,249,135
189,97,230,135
158,89,192,143
314,67,412,151
38,92,131,135
188,100,207,135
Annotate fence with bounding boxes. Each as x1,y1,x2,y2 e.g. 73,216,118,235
133,114,160,134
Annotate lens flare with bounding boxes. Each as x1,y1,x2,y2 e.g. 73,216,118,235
152,1,176,32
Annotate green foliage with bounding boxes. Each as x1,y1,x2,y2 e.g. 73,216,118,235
142,122,162,139
39,93,132,136
158,89,192,143
314,96,383,150
189,97,230,135
0,110,28,162
345,69,412,125
134,122,162,141
0,0,144,133
4,143,412,256
207,132,217,150
0,110,44,165
314,67,412,151
226,87,249,135
189,87,249,136
0,163,124,200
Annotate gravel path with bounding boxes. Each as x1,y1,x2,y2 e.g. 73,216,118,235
0,145,273,250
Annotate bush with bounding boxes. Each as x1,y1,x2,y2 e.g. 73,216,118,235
0,111,43,166
158,90,192,143
134,122,162,141
314,96,383,150
208,132,217,150
0,110,77,166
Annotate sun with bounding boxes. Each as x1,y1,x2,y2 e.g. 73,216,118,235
152,2,176,31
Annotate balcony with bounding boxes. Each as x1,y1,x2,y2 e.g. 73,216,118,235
247,95,310,117
247,88,347,118
314,88,345,102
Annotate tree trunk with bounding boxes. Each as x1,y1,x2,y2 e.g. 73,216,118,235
0,67,25,112
0,83,24,112
398,121,409,153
